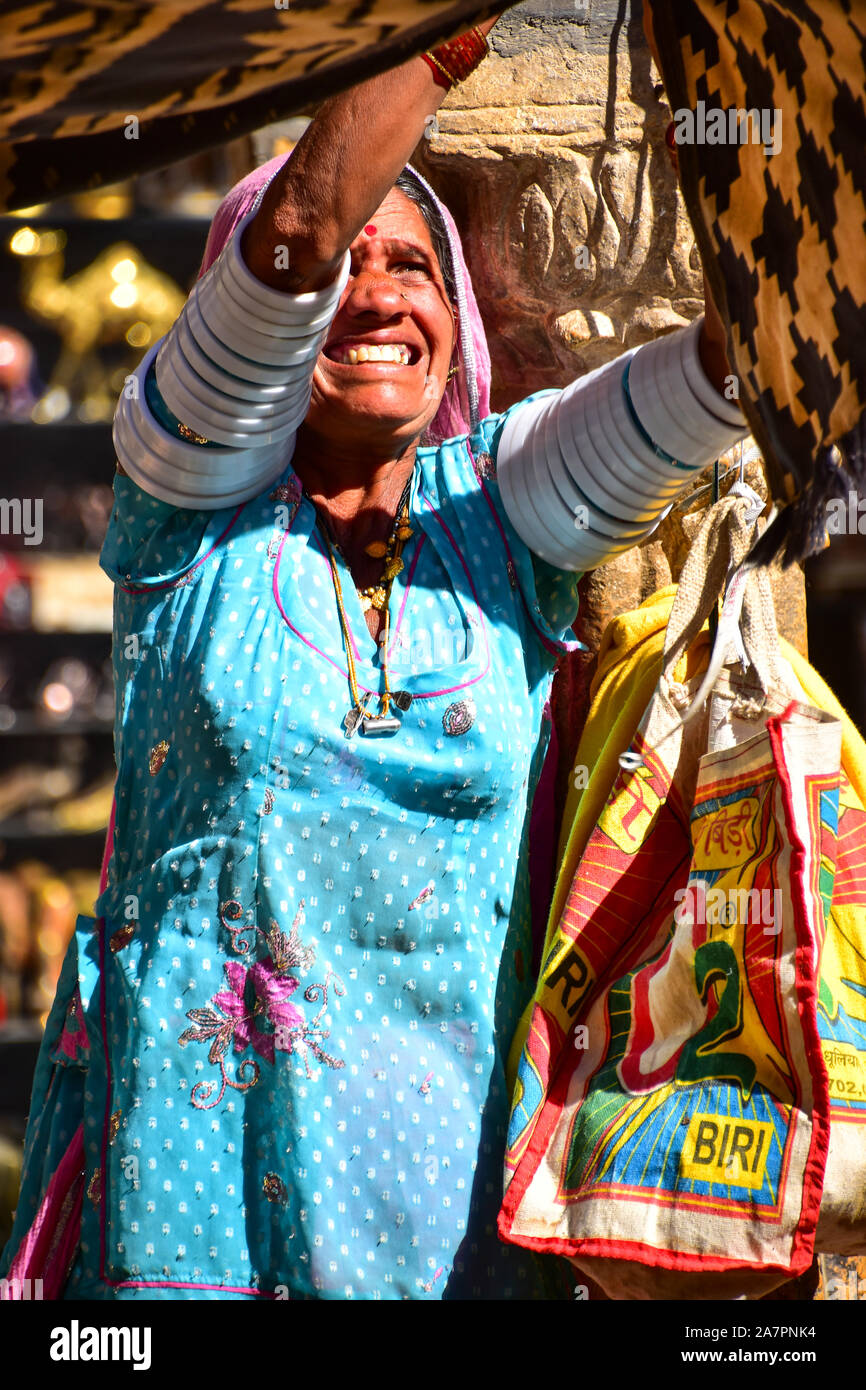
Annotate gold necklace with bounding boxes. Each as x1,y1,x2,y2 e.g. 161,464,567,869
307,477,413,612
357,485,414,612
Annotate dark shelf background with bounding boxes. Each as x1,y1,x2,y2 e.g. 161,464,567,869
1,420,117,487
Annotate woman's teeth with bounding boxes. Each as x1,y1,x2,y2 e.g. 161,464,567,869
337,344,412,364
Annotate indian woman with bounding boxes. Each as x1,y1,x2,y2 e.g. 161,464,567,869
2,18,747,1300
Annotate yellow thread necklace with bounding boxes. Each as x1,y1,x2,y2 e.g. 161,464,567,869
314,480,414,738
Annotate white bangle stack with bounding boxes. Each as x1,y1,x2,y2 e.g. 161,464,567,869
496,316,749,571
113,209,351,509
627,315,746,465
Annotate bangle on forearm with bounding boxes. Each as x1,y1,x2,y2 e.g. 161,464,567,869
155,207,348,435
420,52,455,91
621,357,691,472
113,208,349,507
156,332,310,430
421,24,489,90
220,210,349,325
495,321,751,571
114,345,292,510
628,317,748,467
678,318,746,428
154,352,309,449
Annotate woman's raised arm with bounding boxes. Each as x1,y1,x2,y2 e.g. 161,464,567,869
243,15,504,293
495,313,749,573
113,19,503,508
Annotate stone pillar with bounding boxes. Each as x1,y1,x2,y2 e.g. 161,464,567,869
411,0,807,798
416,1,698,393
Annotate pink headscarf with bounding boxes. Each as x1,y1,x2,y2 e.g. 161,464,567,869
198,152,491,446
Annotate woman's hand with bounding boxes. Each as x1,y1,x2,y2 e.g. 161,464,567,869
698,271,735,400
243,10,508,294
663,118,736,401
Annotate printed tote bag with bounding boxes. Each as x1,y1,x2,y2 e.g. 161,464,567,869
500,492,866,1298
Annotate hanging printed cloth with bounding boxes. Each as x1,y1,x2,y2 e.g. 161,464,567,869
646,0,866,565
0,0,496,212
3,0,863,567
499,494,866,1298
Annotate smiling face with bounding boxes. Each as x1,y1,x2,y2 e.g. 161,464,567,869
300,187,457,458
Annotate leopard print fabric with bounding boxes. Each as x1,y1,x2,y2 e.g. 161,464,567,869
0,1,495,213
4,1,862,563
649,0,866,564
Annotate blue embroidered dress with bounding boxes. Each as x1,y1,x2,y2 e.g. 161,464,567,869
4,396,581,1299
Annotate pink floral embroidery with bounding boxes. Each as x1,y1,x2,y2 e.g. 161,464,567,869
471,450,496,482
180,901,345,1109
408,883,435,911
212,959,304,1065
269,478,302,507
51,987,89,1065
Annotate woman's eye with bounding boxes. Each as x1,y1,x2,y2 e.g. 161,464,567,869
394,261,430,276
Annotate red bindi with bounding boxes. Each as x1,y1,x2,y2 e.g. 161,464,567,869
363,224,377,236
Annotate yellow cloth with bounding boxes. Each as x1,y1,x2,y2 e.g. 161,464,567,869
507,586,866,1092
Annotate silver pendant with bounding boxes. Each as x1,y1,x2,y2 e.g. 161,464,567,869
472,450,496,482
343,708,362,738
442,697,476,737
392,690,413,712
361,714,402,736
